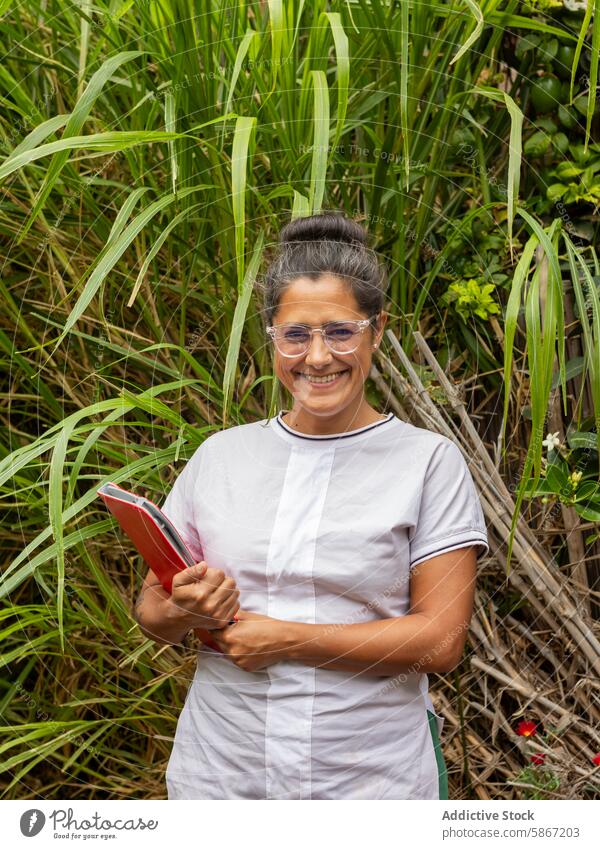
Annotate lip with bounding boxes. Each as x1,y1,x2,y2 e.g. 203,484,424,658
293,369,350,389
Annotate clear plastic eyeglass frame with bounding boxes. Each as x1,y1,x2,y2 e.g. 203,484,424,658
266,315,379,357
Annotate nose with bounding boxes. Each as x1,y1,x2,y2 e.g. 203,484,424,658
303,330,334,367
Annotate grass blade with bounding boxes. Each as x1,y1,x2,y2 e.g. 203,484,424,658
47,185,206,357
18,50,144,241
309,69,329,213
564,235,600,455
231,116,256,288
450,0,484,66
503,91,523,253
323,12,349,154
501,231,539,457
222,230,265,428
48,418,77,651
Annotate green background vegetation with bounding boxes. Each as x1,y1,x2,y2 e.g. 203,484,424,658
1,0,599,799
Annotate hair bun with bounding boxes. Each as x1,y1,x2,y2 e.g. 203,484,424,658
279,212,368,248
260,211,388,329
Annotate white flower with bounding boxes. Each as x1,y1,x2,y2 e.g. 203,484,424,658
542,431,561,452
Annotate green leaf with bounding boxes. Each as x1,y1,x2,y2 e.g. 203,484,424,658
323,12,349,157
223,28,259,135
309,69,329,214
501,232,538,454
0,130,180,182
6,113,70,160
222,230,265,428
522,478,556,496
567,430,600,450
547,183,568,200
545,457,569,492
231,116,256,288
555,161,584,179
48,185,207,357
564,235,600,454
17,51,144,241
524,130,551,157
551,356,585,389
450,0,484,66
574,504,600,522
575,480,600,501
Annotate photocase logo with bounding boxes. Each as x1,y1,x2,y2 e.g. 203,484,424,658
18,807,159,838
19,809,46,837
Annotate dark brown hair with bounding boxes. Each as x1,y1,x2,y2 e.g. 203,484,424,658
257,212,389,331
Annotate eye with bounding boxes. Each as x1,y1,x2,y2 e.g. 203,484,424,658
282,325,310,341
326,324,355,340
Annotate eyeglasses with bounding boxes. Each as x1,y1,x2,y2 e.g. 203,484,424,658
266,316,379,357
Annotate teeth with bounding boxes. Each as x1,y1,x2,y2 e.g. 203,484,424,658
299,371,347,384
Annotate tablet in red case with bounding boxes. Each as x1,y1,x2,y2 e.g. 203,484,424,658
97,481,226,651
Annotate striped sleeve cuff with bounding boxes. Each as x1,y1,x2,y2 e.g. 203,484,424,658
410,528,489,570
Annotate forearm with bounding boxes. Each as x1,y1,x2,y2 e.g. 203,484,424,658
134,589,193,646
282,614,454,676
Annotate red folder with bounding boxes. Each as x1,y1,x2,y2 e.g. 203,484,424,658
97,481,230,652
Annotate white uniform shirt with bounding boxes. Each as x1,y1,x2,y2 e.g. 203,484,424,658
160,411,489,799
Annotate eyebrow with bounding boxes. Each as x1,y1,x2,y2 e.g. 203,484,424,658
279,318,355,325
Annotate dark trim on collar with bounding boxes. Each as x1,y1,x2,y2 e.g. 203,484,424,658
275,411,395,441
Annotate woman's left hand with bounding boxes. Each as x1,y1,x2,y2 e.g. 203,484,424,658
210,609,290,672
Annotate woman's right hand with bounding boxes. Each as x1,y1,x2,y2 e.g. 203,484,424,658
169,562,240,630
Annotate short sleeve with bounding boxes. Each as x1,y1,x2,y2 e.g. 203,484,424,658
160,444,206,564
409,438,489,570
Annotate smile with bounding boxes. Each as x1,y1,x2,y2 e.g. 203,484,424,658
294,369,350,385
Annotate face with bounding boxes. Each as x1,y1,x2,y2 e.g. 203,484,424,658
270,275,387,426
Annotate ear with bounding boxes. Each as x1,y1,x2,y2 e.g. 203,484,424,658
372,311,387,349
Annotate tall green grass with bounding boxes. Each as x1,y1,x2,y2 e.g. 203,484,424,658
0,0,599,798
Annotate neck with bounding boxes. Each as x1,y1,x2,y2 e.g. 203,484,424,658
282,397,386,436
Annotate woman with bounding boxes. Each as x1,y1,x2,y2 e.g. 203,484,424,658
133,212,489,800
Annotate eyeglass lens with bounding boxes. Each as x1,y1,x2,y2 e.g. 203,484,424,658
274,322,363,355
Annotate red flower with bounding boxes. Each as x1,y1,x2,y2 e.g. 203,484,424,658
516,720,537,737
592,753,600,766
530,752,545,766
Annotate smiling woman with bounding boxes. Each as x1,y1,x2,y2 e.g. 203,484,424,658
260,213,389,435
134,212,489,800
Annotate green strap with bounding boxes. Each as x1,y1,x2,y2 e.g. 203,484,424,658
427,709,449,800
